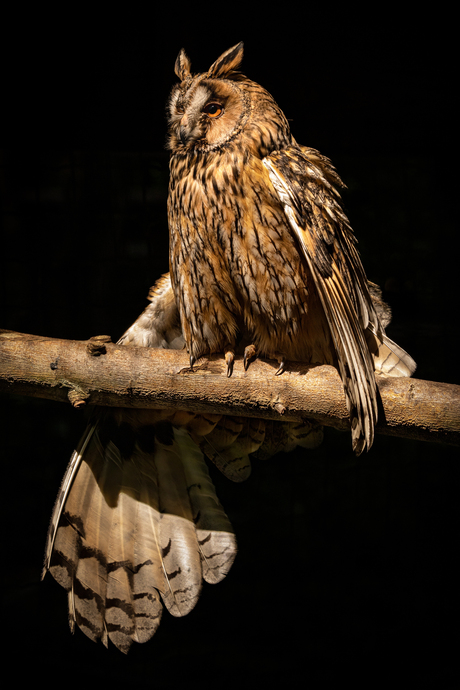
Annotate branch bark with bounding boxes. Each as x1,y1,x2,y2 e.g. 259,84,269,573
1,329,459,446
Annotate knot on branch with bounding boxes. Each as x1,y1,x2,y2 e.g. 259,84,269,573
86,335,112,356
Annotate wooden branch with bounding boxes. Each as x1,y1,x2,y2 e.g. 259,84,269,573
1,329,459,446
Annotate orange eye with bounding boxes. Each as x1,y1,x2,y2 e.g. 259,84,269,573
203,102,224,118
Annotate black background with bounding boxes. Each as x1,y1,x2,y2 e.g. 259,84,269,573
1,10,458,687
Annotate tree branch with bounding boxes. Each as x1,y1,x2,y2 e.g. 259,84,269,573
1,329,459,446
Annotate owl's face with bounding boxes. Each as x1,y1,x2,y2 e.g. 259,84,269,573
167,42,292,155
167,77,250,151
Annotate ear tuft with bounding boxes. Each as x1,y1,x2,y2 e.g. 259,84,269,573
174,48,191,80
207,42,244,79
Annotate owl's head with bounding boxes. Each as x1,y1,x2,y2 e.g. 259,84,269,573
167,42,292,155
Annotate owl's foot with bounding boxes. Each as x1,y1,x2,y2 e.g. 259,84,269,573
275,356,287,376
225,350,235,377
243,344,257,371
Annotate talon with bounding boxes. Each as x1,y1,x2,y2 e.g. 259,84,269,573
275,357,286,376
190,354,196,369
225,351,234,378
243,344,257,371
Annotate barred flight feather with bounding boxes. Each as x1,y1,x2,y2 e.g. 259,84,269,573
44,412,238,652
263,151,415,453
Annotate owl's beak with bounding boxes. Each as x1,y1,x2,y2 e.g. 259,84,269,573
179,114,189,145
179,126,189,145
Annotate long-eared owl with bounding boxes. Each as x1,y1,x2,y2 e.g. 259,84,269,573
41,43,416,655
167,41,416,454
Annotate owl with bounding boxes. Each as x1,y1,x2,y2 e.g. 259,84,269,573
42,43,415,654
167,41,416,455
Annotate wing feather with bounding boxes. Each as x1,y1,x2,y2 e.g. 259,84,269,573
43,411,239,652
173,427,237,585
263,148,411,453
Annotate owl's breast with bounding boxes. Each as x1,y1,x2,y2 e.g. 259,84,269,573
168,153,245,359
168,151,332,364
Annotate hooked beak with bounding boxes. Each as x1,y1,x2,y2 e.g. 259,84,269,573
179,113,189,145
179,126,188,145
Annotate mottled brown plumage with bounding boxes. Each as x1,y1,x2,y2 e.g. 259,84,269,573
167,42,416,454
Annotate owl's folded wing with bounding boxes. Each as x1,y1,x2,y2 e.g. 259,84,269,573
263,147,415,454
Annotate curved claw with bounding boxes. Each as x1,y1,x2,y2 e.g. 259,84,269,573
275,357,286,376
225,351,235,378
190,354,196,369
243,344,257,371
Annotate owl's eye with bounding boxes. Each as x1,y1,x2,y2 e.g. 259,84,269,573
203,102,224,118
